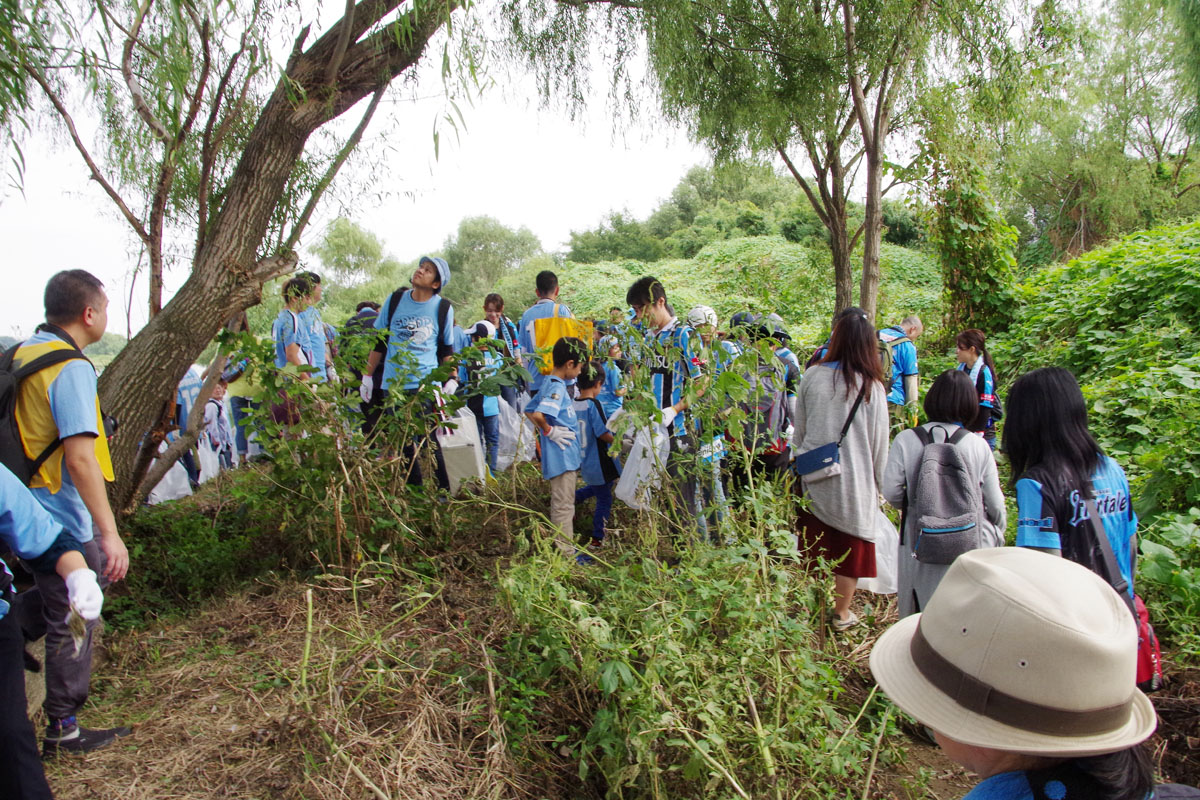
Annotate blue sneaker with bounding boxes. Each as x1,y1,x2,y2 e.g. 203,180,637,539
575,552,596,566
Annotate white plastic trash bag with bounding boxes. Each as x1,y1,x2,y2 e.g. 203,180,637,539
438,405,486,494
614,423,670,511
859,510,899,595
496,398,536,472
197,438,221,483
147,442,192,505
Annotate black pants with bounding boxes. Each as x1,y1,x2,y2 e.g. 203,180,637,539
369,390,449,490
0,604,53,799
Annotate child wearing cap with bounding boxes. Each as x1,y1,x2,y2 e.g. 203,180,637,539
525,337,587,557
573,362,623,562
868,547,1182,800
596,335,626,417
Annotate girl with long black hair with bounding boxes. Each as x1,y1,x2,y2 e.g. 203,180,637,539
1003,367,1138,599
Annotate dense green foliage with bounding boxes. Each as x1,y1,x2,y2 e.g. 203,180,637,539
993,218,1200,651
928,166,1018,338
500,501,895,798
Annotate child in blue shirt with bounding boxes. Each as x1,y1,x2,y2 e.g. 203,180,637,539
596,335,626,417
460,321,502,472
525,337,588,556
574,362,623,561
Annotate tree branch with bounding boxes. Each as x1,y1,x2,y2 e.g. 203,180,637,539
284,86,385,252
25,65,150,243
325,0,358,85
840,0,874,151
776,140,830,228
122,0,173,144
132,352,228,507
197,36,253,259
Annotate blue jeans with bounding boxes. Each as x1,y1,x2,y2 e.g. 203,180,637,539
229,395,260,458
575,481,614,541
476,413,499,472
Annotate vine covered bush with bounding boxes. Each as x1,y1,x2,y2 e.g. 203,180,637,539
993,218,1200,652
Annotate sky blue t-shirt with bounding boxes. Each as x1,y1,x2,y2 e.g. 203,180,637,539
24,331,103,543
272,309,308,370
528,375,581,479
299,306,327,381
879,326,918,405
1,464,83,618
374,291,455,391
518,299,574,393
960,771,1034,799
573,397,621,486
645,319,701,438
598,360,624,417
1016,455,1138,598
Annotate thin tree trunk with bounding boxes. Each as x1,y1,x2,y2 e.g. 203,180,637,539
859,149,883,322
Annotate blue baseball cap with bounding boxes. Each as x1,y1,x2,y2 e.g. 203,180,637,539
420,256,451,290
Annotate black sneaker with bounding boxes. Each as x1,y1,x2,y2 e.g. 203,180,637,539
43,723,131,757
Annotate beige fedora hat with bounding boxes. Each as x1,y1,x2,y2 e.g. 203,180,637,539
870,547,1156,756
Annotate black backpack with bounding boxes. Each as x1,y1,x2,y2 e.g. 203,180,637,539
0,341,89,485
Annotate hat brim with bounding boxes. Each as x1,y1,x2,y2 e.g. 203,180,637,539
869,614,1157,757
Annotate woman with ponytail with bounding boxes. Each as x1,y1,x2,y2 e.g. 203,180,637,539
955,328,1000,449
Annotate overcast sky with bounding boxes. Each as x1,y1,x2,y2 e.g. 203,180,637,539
0,39,709,339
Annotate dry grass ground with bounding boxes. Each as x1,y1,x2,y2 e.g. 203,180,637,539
32,509,1197,799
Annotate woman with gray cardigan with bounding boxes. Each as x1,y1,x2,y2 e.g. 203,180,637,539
792,308,890,631
882,370,1006,617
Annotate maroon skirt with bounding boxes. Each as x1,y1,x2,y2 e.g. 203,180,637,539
796,508,876,579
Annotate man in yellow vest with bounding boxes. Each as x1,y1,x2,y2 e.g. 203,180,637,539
12,269,130,755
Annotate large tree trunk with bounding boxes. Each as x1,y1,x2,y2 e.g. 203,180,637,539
859,149,883,322
99,0,457,512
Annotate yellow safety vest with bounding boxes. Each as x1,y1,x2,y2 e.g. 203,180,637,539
12,339,114,493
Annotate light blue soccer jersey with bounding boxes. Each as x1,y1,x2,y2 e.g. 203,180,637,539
528,375,582,479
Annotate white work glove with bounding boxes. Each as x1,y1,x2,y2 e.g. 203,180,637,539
659,406,678,429
326,365,339,384
359,374,373,404
443,379,459,396
544,425,577,450
64,568,104,621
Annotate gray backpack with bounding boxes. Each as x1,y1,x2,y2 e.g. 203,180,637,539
907,425,981,565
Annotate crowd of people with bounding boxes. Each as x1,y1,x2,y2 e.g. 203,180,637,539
0,262,1193,800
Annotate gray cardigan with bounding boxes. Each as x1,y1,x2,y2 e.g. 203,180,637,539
792,364,889,540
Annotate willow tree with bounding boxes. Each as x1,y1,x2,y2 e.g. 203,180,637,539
18,0,472,509
506,0,1060,320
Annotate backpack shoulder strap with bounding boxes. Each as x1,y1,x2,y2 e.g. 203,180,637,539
588,396,607,427
912,425,933,447
13,348,86,379
384,287,408,329
948,426,971,445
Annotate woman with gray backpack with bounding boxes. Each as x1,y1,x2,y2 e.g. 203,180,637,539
882,370,1006,617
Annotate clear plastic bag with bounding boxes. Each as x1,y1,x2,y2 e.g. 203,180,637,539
438,405,486,494
858,510,899,595
614,424,670,511
496,397,536,472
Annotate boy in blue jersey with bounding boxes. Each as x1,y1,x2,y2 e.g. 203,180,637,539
518,270,576,397
10,270,129,754
1,465,106,783
360,256,455,489
525,337,587,556
626,276,708,541
878,315,923,427
573,362,623,561
269,275,315,427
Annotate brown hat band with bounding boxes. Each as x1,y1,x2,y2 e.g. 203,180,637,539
910,623,1133,736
